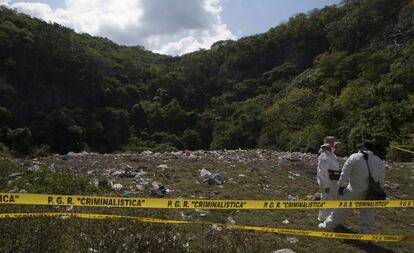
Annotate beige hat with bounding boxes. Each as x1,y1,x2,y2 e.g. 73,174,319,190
320,143,331,149
324,136,340,146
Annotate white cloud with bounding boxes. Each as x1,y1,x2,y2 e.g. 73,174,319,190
3,0,235,55
9,2,53,19
156,23,233,55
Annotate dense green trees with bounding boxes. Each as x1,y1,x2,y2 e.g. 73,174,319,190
0,1,413,160
261,88,320,152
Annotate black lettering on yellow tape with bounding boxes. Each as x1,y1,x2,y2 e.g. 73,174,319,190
191,200,246,209
77,196,144,207
0,194,18,203
0,193,413,209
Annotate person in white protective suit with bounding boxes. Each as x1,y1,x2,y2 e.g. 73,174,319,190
317,136,341,222
318,141,385,234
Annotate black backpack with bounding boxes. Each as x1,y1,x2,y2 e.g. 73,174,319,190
362,152,387,200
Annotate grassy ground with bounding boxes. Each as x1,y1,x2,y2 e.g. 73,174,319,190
0,151,413,253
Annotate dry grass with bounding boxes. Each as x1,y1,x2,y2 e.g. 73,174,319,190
0,152,413,252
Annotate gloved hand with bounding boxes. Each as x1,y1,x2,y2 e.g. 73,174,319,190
338,187,346,195
324,188,330,194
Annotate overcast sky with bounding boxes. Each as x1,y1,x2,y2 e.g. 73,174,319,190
0,0,341,55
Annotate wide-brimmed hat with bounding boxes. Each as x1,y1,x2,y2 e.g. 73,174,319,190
320,143,331,149
357,140,374,151
324,136,341,146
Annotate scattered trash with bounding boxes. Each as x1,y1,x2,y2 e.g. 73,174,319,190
110,182,123,191
111,170,125,177
9,172,23,178
92,178,99,188
133,171,150,190
226,217,236,224
172,151,183,156
65,151,88,158
259,183,270,190
157,164,169,169
152,181,162,188
8,186,19,193
287,195,298,201
195,208,210,217
47,163,56,172
66,151,77,157
189,154,197,159
124,168,138,178
150,186,167,197
200,168,212,177
286,237,299,244
180,212,192,220
207,173,225,185
288,171,301,177
313,193,322,201
211,224,222,231
282,219,290,224
271,249,296,253
384,182,400,189
27,165,41,172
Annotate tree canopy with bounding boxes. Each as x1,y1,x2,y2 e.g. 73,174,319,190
0,0,413,160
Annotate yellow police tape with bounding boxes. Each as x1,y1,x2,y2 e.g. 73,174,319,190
391,145,414,154
0,212,412,243
1,193,413,209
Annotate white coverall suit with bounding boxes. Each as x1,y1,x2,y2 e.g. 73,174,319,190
317,150,340,221
319,151,385,234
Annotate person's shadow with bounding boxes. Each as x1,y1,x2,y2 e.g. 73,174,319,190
333,225,396,253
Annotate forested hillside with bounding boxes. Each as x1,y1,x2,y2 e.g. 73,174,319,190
0,0,413,160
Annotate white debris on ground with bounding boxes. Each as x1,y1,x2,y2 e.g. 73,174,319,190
384,181,400,189
287,195,299,201
27,164,41,172
110,182,123,190
200,168,212,177
226,217,236,224
157,164,169,169
15,149,410,208
286,237,299,244
18,149,319,178
8,172,23,178
271,249,296,253
195,208,210,217
211,224,222,231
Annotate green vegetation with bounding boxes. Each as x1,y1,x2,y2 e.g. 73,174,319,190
0,0,413,160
